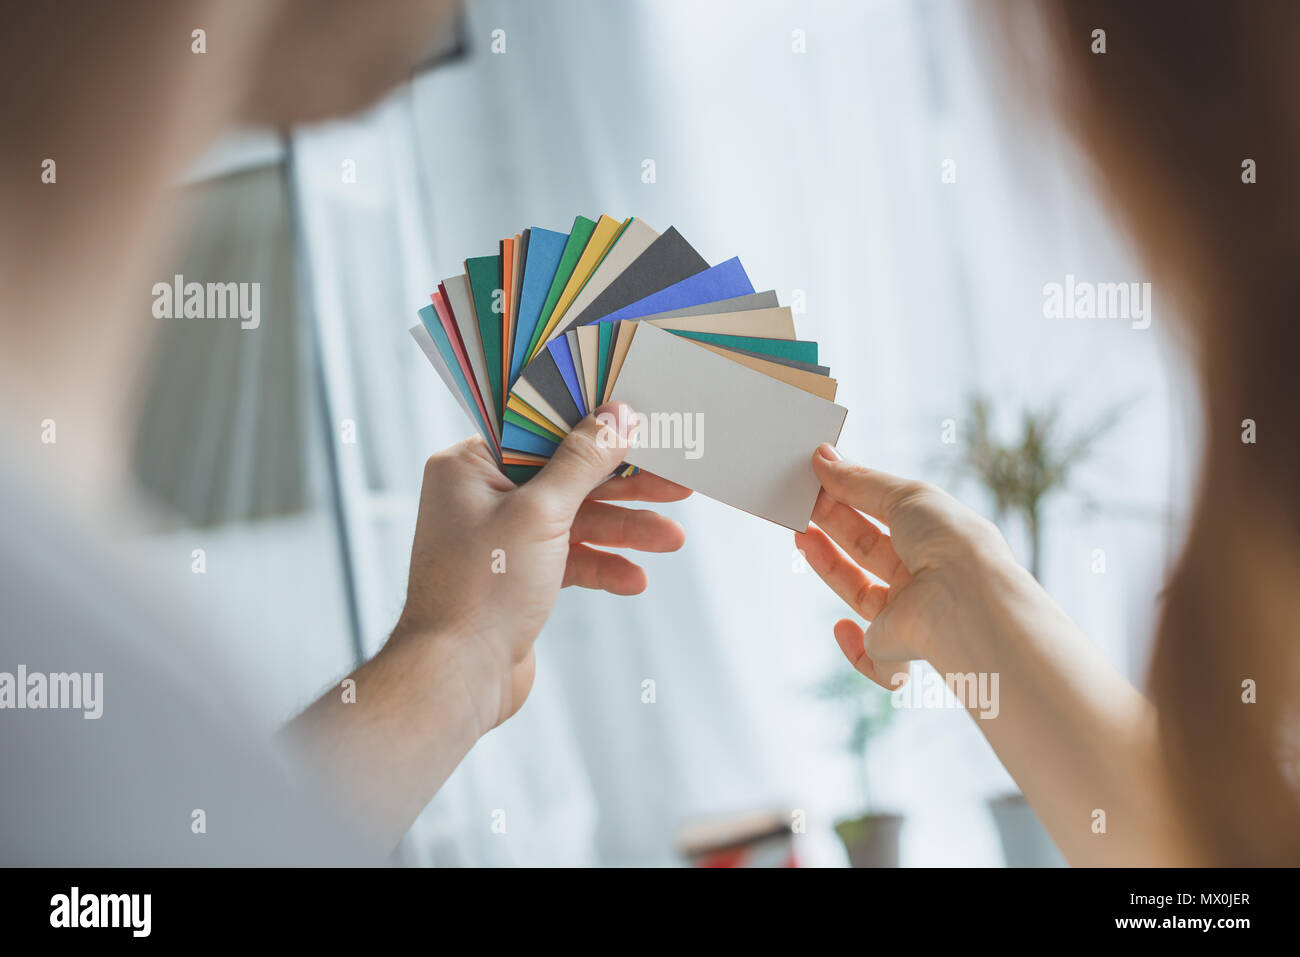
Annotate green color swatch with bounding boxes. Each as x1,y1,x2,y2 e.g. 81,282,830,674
505,408,564,442
504,464,542,485
525,215,596,363
465,254,503,427
596,321,614,402
669,330,818,366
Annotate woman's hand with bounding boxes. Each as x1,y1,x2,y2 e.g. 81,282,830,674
394,403,690,735
794,442,1032,689
794,443,1198,866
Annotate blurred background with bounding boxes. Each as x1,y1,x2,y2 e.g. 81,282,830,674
134,0,1197,865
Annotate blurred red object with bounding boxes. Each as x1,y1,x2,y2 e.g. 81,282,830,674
678,810,798,867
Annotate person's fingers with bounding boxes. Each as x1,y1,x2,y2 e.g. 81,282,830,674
586,470,692,503
832,618,881,686
832,619,910,691
811,489,911,586
424,436,514,493
570,501,686,552
859,585,917,664
562,543,648,595
811,444,920,527
526,403,638,518
455,434,500,467
794,524,890,620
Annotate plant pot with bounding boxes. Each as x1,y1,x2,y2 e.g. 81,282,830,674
835,812,903,867
988,793,1066,867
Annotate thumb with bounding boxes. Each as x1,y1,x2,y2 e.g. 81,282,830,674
526,402,639,517
811,443,916,525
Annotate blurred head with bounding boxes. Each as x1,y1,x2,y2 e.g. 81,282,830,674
244,0,461,124
0,0,459,127
1011,0,1300,863
0,0,459,268
0,0,460,478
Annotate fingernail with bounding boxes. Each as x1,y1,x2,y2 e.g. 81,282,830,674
817,442,842,461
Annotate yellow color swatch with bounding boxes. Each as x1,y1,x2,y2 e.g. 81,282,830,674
530,214,626,360
506,393,567,439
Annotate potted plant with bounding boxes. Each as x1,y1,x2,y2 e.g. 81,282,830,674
949,395,1127,581
949,394,1126,865
816,668,903,867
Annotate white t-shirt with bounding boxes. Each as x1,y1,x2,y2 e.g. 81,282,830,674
0,466,367,865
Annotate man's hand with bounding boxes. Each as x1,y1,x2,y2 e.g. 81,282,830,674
288,403,690,852
394,402,690,734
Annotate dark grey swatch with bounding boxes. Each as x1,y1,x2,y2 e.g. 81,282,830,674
559,226,708,336
520,346,582,428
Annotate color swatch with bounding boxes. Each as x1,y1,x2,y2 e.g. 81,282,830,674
409,216,848,529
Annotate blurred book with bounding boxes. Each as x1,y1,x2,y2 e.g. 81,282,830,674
678,810,797,868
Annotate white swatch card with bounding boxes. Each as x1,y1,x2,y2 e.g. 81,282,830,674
610,323,847,531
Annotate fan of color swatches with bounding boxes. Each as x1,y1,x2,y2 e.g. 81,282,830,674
411,216,847,531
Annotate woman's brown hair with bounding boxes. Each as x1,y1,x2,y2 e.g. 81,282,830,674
1013,0,1300,863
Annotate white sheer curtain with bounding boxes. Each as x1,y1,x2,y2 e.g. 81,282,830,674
290,0,1193,865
